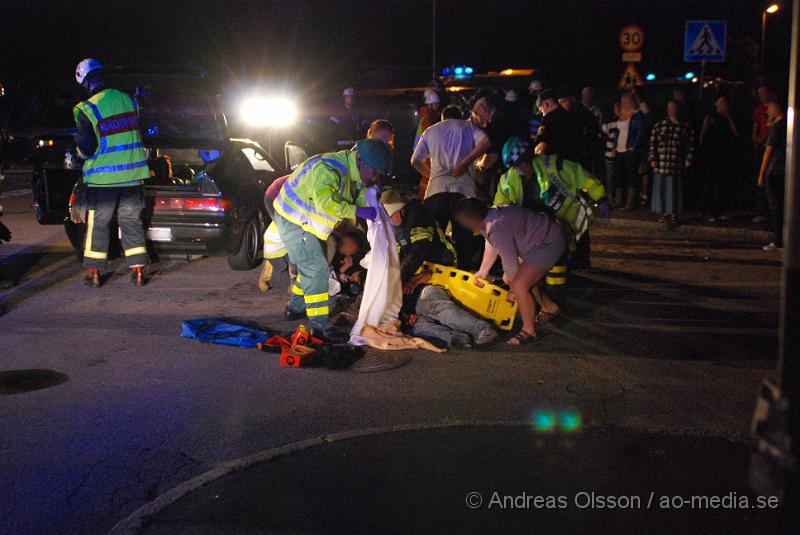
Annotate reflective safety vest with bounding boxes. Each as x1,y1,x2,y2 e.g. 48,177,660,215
263,221,287,259
532,154,606,242
494,167,526,208
273,150,366,240
73,89,149,186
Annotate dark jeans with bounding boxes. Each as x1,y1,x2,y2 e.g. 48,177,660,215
619,151,640,190
84,185,147,269
753,145,767,216
765,174,785,246
424,192,473,270
604,158,617,197
702,156,735,217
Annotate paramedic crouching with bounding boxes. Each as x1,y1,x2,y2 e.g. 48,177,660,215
272,139,392,342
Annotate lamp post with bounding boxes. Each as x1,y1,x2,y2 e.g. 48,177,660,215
762,3,781,78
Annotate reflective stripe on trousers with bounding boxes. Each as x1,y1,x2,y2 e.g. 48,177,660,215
273,212,331,331
83,185,147,269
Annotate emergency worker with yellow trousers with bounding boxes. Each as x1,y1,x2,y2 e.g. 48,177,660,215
272,139,392,341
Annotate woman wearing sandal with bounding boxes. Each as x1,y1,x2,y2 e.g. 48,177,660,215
454,198,567,346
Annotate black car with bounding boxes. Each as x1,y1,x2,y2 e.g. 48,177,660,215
33,68,307,270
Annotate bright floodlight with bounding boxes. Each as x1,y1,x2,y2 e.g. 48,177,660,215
766,3,780,13
241,97,297,128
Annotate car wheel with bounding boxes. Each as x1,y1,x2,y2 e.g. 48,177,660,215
227,217,261,270
65,220,86,262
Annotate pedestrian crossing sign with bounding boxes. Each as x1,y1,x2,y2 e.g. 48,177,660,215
684,20,727,62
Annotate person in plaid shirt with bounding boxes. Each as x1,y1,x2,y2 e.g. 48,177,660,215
648,101,695,223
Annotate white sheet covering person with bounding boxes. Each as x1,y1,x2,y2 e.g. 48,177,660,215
349,186,402,342
349,187,443,352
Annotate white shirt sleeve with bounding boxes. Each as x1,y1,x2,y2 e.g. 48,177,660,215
471,124,488,146
411,131,430,162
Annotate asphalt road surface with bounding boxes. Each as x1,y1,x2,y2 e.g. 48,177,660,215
0,182,785,534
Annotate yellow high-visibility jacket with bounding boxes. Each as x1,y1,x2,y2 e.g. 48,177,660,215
273,150,367,240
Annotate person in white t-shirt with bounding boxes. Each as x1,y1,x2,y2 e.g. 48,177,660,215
410,105,490,268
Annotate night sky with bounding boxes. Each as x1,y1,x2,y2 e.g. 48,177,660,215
0,0,794,96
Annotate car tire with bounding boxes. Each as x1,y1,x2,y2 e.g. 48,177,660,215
65,221,86,262
227,216,261,271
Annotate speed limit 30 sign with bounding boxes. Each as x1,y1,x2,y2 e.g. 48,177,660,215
619,24,645,52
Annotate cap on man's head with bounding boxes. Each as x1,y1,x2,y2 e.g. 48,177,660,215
355,139,393,176
380,189,411,217
536,88,558,108
423,88,440,105
343,87,355,97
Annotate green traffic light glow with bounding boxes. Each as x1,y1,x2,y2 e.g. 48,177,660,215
531,410,557,432
531,409,582,433
559,410,582,432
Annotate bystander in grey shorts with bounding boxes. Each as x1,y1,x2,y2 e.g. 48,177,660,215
521,229,567,271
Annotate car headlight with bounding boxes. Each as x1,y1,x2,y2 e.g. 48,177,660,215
240,97,297,128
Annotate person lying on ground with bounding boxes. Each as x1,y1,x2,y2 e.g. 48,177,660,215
381,189,497,348
454,198,566,346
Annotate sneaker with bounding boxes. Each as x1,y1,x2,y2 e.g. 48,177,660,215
84,269,102,288
131,266,145,287
762,242,782,251
450,333,473,349
475,328,498,346
658,214,668,223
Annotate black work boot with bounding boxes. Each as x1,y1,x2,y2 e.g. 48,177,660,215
131,266,145,287
84,269,102,288
311,327,348,345
284,306,307,321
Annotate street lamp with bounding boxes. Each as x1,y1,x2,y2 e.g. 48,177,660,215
761,3,781,77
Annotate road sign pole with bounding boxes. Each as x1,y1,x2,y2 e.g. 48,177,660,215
750,0,800,510
779,0,800,460
698,60,706,99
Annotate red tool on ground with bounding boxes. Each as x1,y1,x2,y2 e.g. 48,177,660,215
258,324,324,367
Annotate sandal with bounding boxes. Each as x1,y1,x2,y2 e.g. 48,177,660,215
536,308,561,324
507,329,537,346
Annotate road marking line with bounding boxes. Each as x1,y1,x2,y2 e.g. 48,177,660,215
0,188,33,198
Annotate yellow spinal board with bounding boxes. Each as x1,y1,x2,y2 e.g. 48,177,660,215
421,262,518,331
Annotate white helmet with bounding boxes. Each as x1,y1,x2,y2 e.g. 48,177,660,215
75,58,104,84
423,88,440,105
342,87,355,97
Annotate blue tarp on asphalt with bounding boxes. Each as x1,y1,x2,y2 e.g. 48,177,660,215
181,318,273,348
